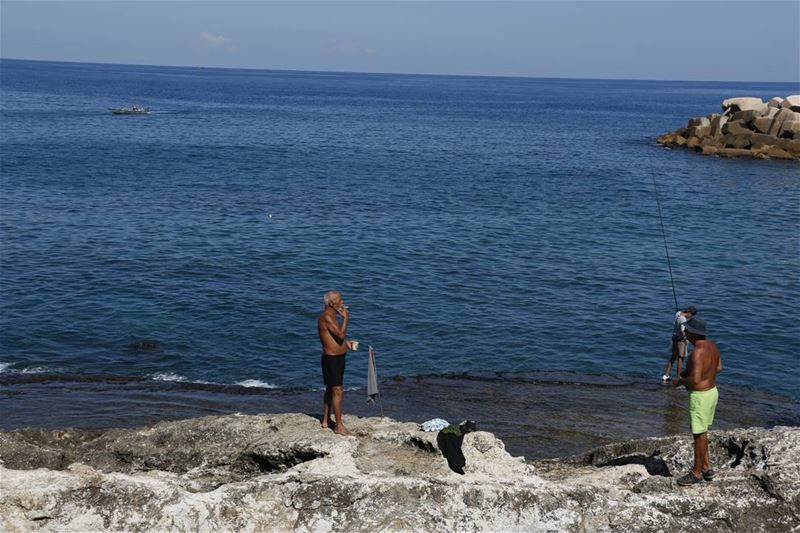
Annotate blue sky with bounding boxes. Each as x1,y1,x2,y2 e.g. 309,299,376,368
1,1,798,82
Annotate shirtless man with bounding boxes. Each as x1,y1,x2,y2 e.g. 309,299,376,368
674,317,723,486
318,290,355,436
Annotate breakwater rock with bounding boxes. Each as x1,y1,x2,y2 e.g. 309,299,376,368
658,95,800,160
1,414,798,532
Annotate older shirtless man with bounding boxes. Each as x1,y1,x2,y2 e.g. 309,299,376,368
318,290,355,436
674,317,723,486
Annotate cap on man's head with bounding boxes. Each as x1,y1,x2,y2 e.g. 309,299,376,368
684,317,707,336
683,306,697,315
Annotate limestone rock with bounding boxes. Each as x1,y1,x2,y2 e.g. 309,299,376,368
779,115,800,139
722,120,752,136
783,94,800,111
768,97,784,108
753,109,779,134
709,114,727,138
687,116,710,129
768,108,796,136
750,133,779,149
721,97,764,113
2,415,799,532
753,146,795,160
730,108,766,124
723,133,752,149
687,125,711,138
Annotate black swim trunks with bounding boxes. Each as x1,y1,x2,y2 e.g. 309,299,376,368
321,354,346,387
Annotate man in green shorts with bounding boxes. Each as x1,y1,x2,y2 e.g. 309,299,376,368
673,317,723,486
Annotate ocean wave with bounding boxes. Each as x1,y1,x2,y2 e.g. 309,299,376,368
235,379,277,389
0,362,52,374
151,373,189,383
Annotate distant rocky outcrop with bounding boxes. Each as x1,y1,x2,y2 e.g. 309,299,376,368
658,95,800,160
1,414,798,532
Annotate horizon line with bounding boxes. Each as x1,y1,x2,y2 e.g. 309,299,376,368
1,56,798,86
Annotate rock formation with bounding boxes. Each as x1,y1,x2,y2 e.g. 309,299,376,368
658,95,800,160
1,413,798,532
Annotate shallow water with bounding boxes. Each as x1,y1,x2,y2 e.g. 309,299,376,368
2,371,797,459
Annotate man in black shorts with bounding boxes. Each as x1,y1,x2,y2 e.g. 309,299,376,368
318,290,355,435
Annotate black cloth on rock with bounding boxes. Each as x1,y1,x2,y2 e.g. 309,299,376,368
436,420,477,475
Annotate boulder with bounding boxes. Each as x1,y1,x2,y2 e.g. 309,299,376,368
779,116,800,139
687,116,710,129
753,116,774,134
731,108,766,124
700,144,719,156
749,133,778,149
687,125,711,138
686,136,702,149
752,108,779,133
768,97,784,108
709,147,752,157
721,97,764,113
783,95,800,111
722,120,753,135
754,146,795,159
709,114,728,138
767,108,795,136
723,133,752,149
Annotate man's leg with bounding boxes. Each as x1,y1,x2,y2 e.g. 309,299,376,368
675,340,687,377
332,385,351,436
663,343,676,379
321,387,333,429
692,432,707,477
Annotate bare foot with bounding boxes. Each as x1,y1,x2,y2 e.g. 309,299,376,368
320,420,335,430
334,426,352,436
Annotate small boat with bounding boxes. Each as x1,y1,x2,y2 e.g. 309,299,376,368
110,105,150,115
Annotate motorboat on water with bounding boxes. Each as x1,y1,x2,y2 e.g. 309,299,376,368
110,105,151,115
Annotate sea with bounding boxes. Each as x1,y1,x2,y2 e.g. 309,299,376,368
1,58,798,459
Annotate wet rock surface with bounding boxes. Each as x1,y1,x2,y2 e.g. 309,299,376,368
1,414,798,532
658,95,800,160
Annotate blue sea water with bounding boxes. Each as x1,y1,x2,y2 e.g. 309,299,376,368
1,59,799,399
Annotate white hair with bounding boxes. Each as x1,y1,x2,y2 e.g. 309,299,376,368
323,290,339,308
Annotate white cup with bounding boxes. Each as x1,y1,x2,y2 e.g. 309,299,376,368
350,340,359,351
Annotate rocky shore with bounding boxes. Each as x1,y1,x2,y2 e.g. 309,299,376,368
1,414,798,532
658,95,800,160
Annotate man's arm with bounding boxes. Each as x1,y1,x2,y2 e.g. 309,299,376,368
324,310,349,344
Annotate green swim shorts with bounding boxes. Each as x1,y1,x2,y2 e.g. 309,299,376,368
688,387,719,434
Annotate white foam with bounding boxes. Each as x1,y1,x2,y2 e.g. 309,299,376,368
150,372,188,383
0,363,50,374
235,379,277,389
18,366,50,374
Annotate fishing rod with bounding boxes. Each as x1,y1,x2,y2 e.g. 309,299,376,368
651,174,679,312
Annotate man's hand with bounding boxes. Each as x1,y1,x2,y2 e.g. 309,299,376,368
337,306,349,318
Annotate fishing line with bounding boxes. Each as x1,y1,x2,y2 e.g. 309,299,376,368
651,174,679,311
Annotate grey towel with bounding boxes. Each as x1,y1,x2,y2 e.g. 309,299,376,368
367,346,379,404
